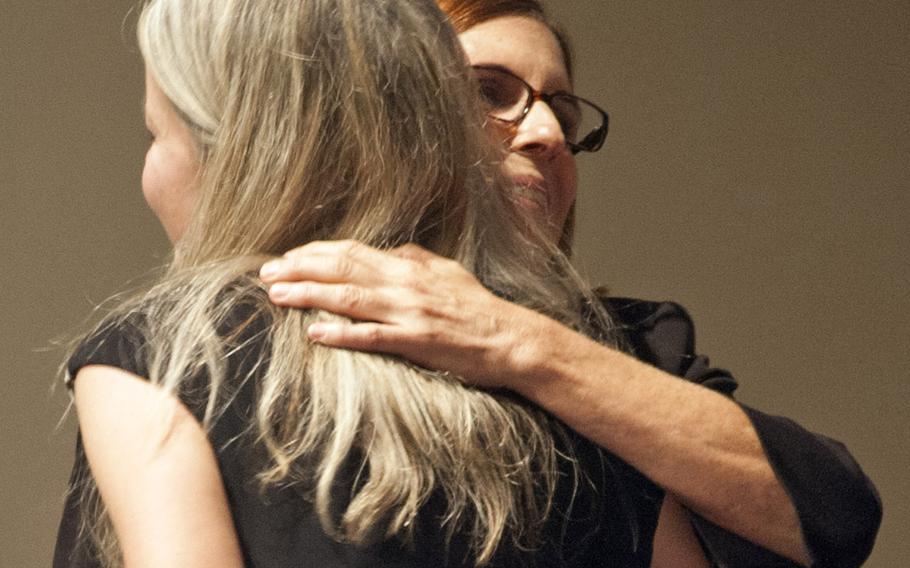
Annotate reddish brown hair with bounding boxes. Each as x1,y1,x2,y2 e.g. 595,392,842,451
436,0,574,79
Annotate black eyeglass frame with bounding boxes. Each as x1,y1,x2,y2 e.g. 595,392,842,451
471,65,610,155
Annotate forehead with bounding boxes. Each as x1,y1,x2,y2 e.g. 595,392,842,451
458,15,570,92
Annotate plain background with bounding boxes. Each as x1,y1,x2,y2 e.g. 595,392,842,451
1,1,906,566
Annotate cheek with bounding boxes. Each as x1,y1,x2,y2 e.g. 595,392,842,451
481,119,512,151
141,147,166,213
141,143,199,241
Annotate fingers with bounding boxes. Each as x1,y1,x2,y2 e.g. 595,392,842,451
267,281,395,322
307,321,404,355
390,244,474,284
284,240,382,268
389,243,433,263
261,252,358,285
261,240,405,285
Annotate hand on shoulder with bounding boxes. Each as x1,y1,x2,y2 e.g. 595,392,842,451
259,240,569,389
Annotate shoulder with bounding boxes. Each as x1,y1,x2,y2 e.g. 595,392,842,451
66,284,272,388
604,297,696,371
66,314,150,388
601,296,737,395
605,297,696,336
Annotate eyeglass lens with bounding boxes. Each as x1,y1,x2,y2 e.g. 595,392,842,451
473,66,606,152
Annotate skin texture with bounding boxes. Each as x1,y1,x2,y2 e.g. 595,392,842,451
650,498,711,568
142,71,199,243
74,365,244,567
261,15,812,567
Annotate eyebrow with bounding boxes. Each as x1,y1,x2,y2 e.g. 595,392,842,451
474,64,574,96
474,62,514,75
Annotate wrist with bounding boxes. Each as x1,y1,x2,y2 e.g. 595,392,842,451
497,308,590,397
481,303,547,391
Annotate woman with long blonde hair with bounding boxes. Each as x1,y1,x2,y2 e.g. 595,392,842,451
54,0,633,566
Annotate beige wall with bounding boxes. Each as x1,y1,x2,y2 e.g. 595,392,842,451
1,1,906,565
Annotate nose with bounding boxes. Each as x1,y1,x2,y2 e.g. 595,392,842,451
510,100,566,158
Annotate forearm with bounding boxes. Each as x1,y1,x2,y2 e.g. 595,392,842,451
506,311,811,565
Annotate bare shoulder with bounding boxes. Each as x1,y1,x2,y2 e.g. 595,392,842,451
74,365,245,567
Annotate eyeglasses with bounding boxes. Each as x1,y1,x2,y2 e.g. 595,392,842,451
472,65,609,154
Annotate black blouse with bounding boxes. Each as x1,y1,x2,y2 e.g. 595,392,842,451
53,297,881,567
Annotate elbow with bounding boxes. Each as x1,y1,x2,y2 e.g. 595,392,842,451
803,471,883,568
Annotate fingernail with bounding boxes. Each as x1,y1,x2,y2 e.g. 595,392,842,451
269,283,290,300
260,261,280,280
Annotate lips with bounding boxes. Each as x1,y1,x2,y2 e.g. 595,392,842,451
510,176,549,211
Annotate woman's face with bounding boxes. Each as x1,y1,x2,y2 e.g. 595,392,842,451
142,70,200,243
458,15,578,243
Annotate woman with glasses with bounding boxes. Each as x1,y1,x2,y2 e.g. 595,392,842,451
261,1,882,566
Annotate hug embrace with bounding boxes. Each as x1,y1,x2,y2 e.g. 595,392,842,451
55,1,881,567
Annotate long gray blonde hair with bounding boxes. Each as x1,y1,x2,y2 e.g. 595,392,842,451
73,0,621,565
